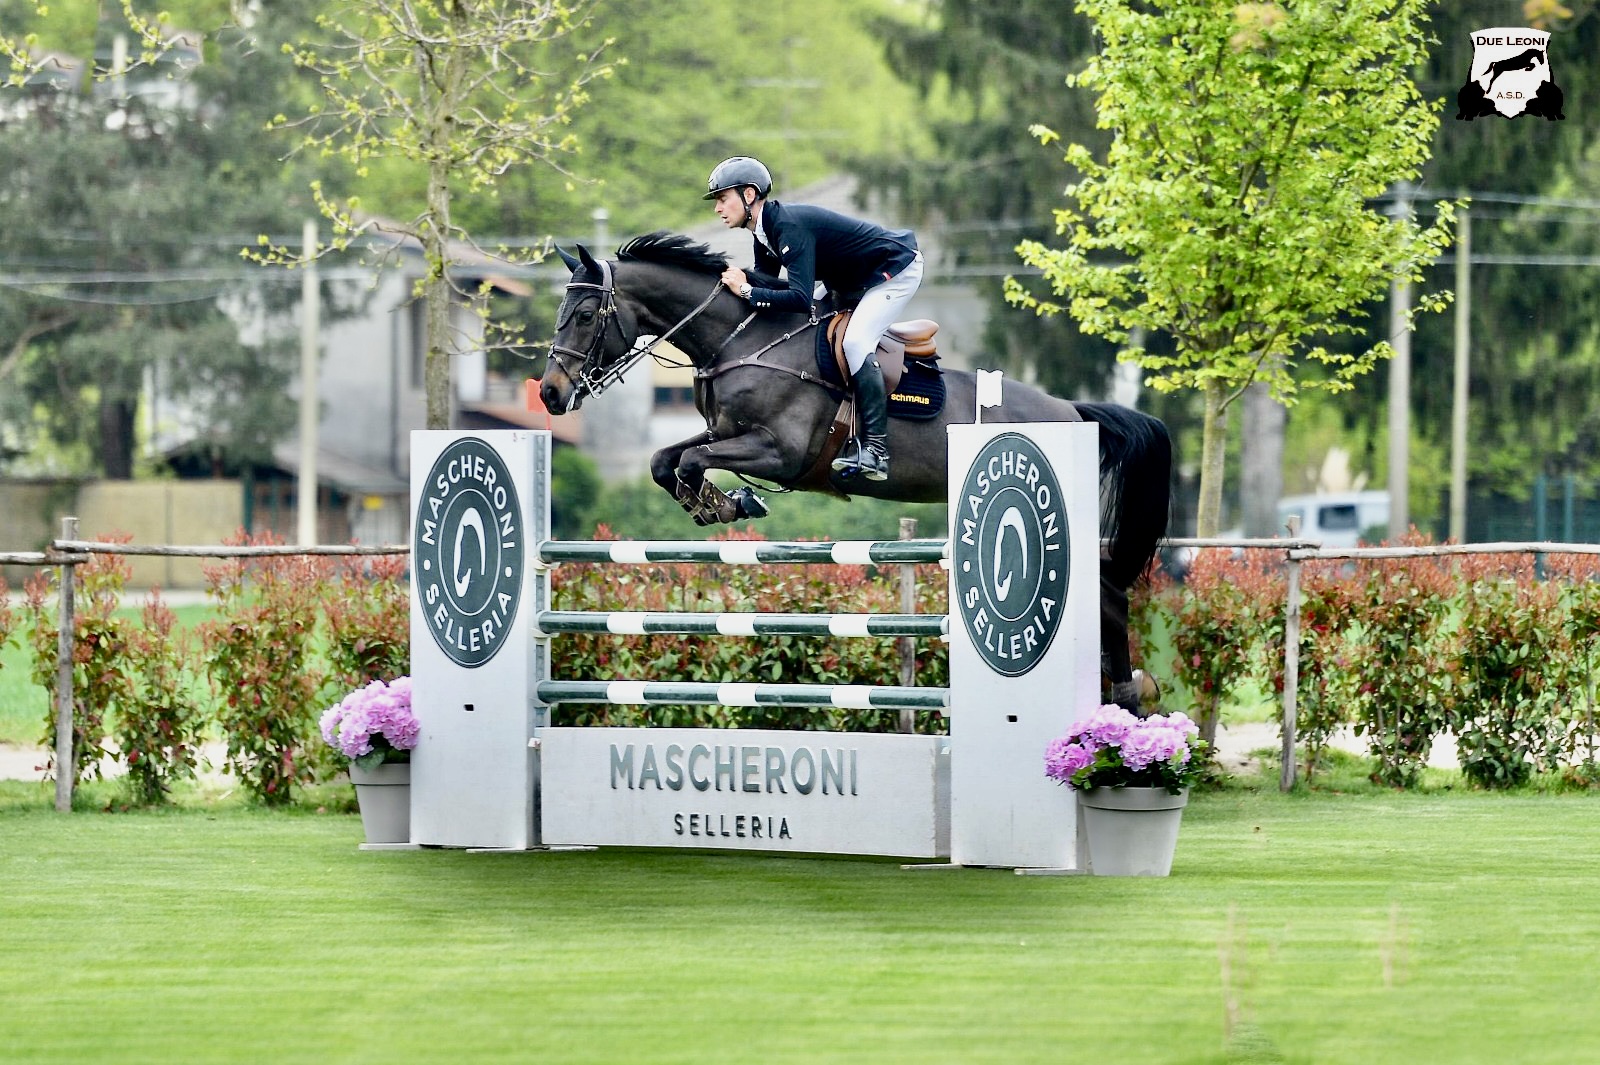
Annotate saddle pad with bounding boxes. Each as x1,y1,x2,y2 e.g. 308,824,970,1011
813,329,946,421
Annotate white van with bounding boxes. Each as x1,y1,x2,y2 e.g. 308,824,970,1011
1277,491,1391,547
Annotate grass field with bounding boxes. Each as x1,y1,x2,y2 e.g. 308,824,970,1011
3,780,1598,1064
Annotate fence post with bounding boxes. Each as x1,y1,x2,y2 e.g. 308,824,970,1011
53,516,78,813
898,517,917,734
1280,519,1302,793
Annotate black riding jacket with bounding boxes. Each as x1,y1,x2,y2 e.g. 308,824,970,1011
745,201,918,314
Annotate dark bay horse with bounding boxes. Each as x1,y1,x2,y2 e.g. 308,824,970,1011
540,233,1172,710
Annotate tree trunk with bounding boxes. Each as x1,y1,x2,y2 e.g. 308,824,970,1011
422,24,467,431
98,395,136,480
1195,378,1229,536
1240,380,1286,537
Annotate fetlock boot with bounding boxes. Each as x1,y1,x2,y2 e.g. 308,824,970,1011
832,358,891,481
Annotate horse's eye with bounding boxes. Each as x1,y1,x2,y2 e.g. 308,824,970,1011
577,309,595,325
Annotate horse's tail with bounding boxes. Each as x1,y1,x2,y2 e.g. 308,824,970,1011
1074,401,1172,589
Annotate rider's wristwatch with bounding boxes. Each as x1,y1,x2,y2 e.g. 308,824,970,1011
738,282,753,299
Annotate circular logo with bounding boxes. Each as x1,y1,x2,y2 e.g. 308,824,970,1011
952,432,1070,677
414,438,524,667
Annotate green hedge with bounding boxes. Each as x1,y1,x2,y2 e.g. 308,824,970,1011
1140,543,1600,789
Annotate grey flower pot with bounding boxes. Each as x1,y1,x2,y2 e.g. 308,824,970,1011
1077,786,1189,876
350,762,412,845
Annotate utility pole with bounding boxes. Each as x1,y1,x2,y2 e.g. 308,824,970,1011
1387,182,1414,538
297,219,320,546
1450,206,1471,543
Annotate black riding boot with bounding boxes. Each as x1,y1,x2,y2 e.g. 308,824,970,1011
831,359,890,481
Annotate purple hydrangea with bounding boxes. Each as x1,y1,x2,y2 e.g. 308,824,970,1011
320,677,418,767
1043,703,1207,792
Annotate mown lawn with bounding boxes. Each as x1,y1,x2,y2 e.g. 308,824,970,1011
2,781,1597,1064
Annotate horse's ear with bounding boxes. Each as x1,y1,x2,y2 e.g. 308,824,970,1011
577,245,602,273
557,246,581,273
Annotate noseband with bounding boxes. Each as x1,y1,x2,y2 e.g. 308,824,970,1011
548,258,726,402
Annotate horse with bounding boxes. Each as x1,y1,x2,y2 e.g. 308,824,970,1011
540,232,1172,711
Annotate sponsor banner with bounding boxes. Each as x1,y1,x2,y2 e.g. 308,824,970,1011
540,727,951,857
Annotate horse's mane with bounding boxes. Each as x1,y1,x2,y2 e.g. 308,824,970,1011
617,231,729,275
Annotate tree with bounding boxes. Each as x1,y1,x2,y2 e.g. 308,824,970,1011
1008,0,1457,535
871,0,1119,400
262,1,615,429
0,3,327,477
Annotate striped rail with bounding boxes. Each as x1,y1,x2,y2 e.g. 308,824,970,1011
539,538,949,565
537,611,948,638
535,680,949,712
534,537,949,712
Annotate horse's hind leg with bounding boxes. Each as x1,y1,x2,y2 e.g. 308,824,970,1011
1100,574,1143,715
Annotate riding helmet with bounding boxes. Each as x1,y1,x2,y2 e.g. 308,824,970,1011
704,156,773,200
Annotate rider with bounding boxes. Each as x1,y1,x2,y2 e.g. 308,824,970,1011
705,156,923,481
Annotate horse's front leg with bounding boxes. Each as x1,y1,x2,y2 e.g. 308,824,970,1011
651,434,723,525
671,428,793,526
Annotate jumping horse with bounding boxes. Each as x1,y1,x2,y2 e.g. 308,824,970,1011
540,233,1172,711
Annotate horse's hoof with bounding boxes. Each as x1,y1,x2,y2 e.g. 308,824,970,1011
729,487,768,520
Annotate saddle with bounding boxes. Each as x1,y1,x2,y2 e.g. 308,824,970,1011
823,312,940,395
815,312,947,420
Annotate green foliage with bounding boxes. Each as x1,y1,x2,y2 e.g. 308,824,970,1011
259,1,617,429
114,596,204,804
21,545,203,803
1276,563,1363,781
1013,0,1455,392
1165,548,1283,747
1453,554,1566,788
551,445,603,539
1158,539,1600,791
24,555,121,785
0,1,324,478
1349,537,1459,787
198,535,328,805
319,554,409,693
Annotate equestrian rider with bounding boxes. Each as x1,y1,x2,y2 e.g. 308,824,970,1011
706,156,924,481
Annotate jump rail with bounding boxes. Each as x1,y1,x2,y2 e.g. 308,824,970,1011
538,538,949,565
534,680,949,711
536,611,948,638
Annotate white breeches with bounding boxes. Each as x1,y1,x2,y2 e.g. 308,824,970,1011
842,252,924,374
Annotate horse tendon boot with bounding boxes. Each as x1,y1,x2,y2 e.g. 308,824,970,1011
673,478,741,525
673,479,719,525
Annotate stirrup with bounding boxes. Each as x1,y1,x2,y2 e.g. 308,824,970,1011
831,439,889,481
831,438,866,474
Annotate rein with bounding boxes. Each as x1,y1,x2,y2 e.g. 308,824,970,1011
548,258,724,401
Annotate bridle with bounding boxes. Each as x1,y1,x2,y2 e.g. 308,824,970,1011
547,257,726,404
